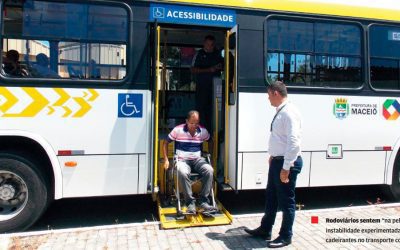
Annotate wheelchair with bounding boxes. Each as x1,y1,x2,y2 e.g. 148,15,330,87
166,153,218,218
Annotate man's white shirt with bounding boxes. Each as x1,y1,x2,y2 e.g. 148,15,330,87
268,100,302,170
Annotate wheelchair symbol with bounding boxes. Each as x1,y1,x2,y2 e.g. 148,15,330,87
120,94,140,116
153,7,165,19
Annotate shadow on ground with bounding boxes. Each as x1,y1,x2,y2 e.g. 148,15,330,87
206,226,269,249
218,185,392,214
29,194,157,232
29,185,392,232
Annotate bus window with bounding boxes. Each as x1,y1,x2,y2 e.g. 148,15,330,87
1,0,127,81
266,18,363,88
370,25,400,90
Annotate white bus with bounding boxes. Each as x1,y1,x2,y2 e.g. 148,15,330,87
0,0,400,231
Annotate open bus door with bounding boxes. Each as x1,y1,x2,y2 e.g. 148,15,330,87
154,25,232,229
223,25,239,190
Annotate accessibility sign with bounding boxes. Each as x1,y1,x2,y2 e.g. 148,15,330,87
150,4,236,28
118,93,143,118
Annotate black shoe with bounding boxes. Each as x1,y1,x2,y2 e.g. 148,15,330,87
244,227,271,240
267,236,292,248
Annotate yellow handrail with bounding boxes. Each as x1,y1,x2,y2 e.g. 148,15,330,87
153,26,161,198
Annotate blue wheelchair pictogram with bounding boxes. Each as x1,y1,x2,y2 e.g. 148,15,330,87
118,93,143,118
153,7,165,18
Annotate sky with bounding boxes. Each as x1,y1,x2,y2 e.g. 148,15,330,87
39,41,49,47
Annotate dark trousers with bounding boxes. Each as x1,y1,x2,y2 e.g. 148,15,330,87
195,81,213,132
261,156,302,240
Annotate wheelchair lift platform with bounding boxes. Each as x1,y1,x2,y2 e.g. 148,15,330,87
157,197,233,229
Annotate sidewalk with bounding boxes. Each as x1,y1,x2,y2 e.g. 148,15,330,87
2,203,400,249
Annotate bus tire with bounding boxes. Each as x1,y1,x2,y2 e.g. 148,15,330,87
0,153,48,232
388,156,400,200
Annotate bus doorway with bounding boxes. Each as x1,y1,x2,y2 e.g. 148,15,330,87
152,25,235,229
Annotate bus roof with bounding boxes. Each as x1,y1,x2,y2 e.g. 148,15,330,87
158,0,400,22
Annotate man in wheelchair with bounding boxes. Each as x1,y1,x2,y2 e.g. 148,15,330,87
162,110,217,215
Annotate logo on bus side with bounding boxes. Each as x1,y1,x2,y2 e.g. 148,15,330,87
333,98,379,119
383,99,400,120
333,98,349,119
118,93,143,118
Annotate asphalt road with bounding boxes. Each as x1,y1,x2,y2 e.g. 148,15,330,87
28,185,392,232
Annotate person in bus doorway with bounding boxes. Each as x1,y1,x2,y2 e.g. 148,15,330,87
162,110,217,214
244,81,303,248
191,35,223,132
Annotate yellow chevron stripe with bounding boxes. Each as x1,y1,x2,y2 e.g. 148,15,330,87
3,88,49,117
72,97,91,117
88,89,99,102
47,106,55,115
62,106,72,117
0,87,18,113
0,87,99,118
53,88,70,106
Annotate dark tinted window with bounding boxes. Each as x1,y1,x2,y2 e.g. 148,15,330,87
370,25,400,90
2,0,128,80
266,18,363,88
267,20,313,52
315,23,361,55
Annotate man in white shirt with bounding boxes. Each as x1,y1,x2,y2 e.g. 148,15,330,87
244,81,303,248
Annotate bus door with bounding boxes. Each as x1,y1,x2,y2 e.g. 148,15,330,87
223,25,238,189
153,25,233,229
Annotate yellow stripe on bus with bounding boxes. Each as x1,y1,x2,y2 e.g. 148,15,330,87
164,0,400,22
0,87,99,118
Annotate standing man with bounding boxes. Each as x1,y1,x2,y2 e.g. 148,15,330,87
191,35,223,132
244,81,303,248
163,110,217,214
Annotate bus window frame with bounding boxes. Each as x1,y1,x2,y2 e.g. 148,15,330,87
368,22,400,93
264,14,366,92
0,0,133,88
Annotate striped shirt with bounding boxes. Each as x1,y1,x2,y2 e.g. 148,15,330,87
167,124,210,160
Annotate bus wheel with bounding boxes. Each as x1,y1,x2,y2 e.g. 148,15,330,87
389,154,400,200
0,153,48,232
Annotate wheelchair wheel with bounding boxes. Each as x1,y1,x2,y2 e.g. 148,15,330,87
165,167,175,197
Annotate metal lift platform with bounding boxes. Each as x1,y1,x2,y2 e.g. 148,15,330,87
157,196,233,229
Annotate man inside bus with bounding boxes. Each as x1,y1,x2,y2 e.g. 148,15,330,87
244,81,303,248
31,53,60,78
162,110,217,214
3,50,27,77
191,35,223,132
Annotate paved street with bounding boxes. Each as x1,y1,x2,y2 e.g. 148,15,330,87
2,203,400,249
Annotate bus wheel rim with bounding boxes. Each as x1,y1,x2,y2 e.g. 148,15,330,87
0,171,29,221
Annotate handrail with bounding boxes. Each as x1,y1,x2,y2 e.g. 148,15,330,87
153,26,161,199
